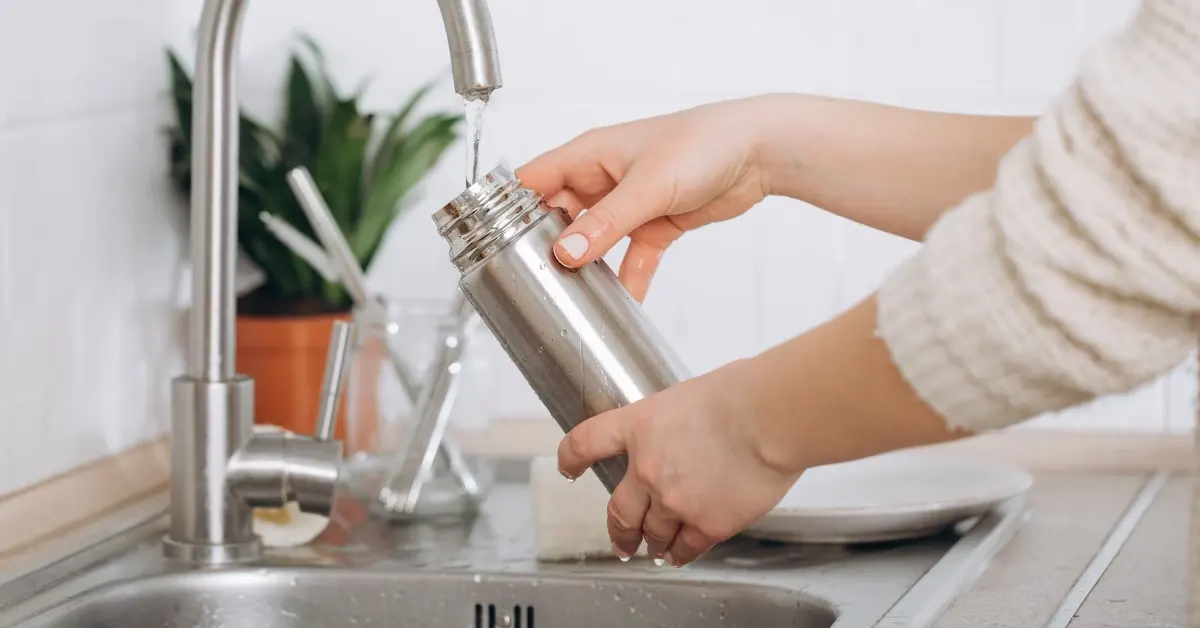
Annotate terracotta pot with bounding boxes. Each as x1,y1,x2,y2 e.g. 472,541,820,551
237,311,364,442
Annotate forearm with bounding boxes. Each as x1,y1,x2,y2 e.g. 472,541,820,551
871,0,1200,434
751,93,1033,241
737,295,968,475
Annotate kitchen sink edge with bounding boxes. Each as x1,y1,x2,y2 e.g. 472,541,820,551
0,461,1029,628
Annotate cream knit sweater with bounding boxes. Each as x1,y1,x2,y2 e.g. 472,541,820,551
878,0,1200,433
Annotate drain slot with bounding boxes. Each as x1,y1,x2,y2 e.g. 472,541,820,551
474,603,534,628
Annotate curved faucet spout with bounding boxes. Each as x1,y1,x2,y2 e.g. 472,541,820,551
168,0,503,565
438,0,504,98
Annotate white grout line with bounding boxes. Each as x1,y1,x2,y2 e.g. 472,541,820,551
1044,470,1171,628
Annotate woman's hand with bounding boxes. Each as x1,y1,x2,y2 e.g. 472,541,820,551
556,358,803,567
516,97,776,302
556,297,967,567
518,95,1033,303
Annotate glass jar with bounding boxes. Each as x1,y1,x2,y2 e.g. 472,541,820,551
342,297,495,521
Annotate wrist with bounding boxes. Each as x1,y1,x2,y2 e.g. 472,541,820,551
735,296,966,476
718,349,821,477
740,93,812,199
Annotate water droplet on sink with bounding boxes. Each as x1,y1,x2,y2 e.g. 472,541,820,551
473,573,483,583
613,593,623,601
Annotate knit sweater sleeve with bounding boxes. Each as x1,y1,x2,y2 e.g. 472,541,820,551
876,0,1200,432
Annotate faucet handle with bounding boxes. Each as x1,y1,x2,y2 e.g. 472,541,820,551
314,320,355,442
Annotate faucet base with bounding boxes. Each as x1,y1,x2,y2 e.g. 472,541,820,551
163,375,261,565
162,535,263,565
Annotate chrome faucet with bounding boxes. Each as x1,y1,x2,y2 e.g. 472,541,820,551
164,0,503,565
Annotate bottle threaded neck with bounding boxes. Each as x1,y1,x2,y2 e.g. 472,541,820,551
434,165,548,272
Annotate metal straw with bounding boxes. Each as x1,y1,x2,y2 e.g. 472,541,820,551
284,167,481,503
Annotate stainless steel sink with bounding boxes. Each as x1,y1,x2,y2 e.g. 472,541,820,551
15,569,836,628
0,461,1028,628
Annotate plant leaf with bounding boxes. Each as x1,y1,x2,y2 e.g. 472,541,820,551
367,77,439,186
167,50,193,140
166,50,195,200
296,33,337,104
282,55,323,169
313,97,372,232
354,112,462,266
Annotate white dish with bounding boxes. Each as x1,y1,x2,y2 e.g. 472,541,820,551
741,449,1032,545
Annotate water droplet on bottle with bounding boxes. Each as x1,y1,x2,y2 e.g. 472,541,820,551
560,329,567,337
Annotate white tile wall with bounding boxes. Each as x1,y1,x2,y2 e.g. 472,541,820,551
0,0,1184,496
0,0,184,496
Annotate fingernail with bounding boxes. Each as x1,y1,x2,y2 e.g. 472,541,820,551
558,233,589,261
612,543,631,562
559,468,577,483
653,557,666,567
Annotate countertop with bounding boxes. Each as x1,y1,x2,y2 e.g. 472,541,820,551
934,471,1187,628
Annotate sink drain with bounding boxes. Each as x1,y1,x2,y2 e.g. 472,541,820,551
474,603,534,628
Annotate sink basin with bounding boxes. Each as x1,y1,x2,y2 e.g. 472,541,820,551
19,569,836,628
0,469,1028,628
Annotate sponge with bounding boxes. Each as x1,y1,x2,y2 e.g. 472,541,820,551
530,455,651,562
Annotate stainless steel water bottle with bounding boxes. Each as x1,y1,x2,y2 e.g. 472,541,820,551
433,165,691,493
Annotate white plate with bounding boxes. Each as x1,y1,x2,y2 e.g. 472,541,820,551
742,449,1032,545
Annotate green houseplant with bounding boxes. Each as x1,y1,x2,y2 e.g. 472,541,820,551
165,35,463,438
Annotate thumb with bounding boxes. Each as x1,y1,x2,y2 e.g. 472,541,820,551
552,166,674,268
557,407,636,480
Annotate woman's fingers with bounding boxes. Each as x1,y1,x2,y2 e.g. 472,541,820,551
641,501,681,560
618,220,684,303
664,525,716,568
607,479,650,558
516,132,618,208
553,166,676,268
546,189,587,216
